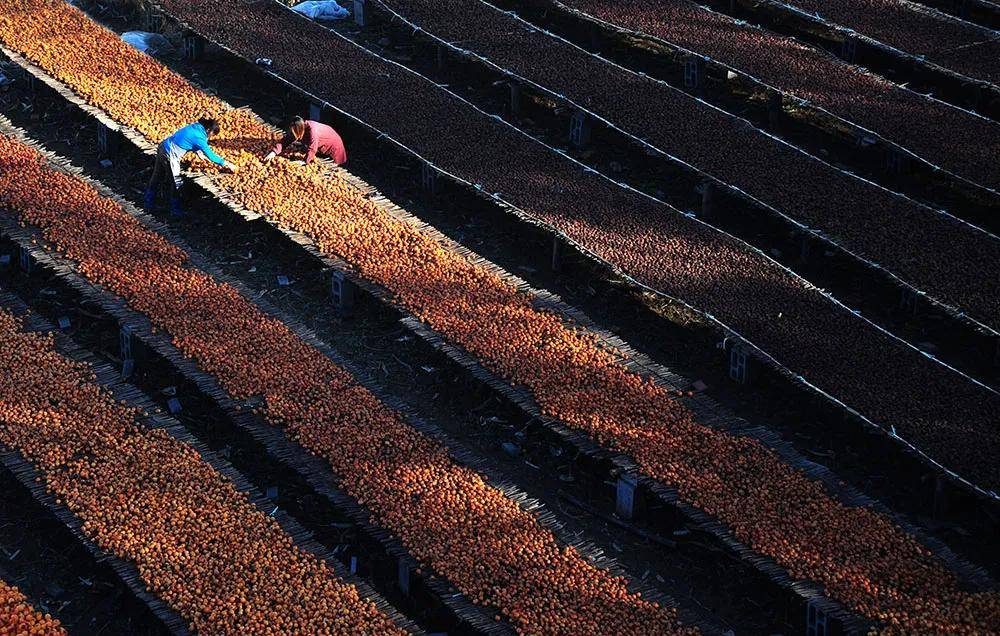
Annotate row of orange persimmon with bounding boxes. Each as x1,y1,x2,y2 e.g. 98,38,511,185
158,0,1000,498
0,579,63,635
0,285,406,634
0,2,996,632
0,127,685,635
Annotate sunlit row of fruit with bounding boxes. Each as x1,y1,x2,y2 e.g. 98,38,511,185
0,580,64,636
0,300,402,635
0,1,996,632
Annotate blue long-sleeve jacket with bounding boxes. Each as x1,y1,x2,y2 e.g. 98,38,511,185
165,122,226,166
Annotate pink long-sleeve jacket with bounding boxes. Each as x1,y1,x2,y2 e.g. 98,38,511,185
271,120,347,165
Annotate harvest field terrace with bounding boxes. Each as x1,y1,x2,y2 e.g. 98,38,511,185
0,0,997,634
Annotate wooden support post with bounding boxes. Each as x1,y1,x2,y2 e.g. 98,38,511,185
183,33,205,62
509,82,521,117
841,36,858,63
970,82,984,112
353,0,368,26
551,235,562,272
616,474,638,520
799,234,812,264
23,72,37,98
767,90,783,132
421,162,438,197
97,123,109,157
145,9,164,33
806,599,830,636
120,325,135,379
397,558,411,596
569,110,591,148
96,122,116,159
701,180,716,218
330,270,355,313
884,147,909,176
932,475,949,517
589,23,601,49
910,56,928,87
18,246,32,274
683,56,704,90
899,287,917,317
729,344,750,384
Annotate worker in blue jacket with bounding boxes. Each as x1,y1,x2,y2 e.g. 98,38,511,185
144,117,237,216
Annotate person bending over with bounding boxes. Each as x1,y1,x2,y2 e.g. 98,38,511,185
145,117,237,216
264,116,347,166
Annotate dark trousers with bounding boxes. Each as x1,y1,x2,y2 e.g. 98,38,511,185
147,141,182,197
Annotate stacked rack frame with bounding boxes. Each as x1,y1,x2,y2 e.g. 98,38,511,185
912,0,1000,27
341,0,1000,333
46,0,1000,500
0,119,701,636
741,0,1000,88
0,4,997,633
519,0,1000,194
722,0,1000,112
0,286,417,636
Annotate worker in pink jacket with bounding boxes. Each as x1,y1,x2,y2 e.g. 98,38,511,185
263,116,347,165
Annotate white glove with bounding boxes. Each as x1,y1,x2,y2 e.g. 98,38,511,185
263,152,276,163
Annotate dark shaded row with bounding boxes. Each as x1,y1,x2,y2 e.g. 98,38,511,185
0,80,685,633
755,0,1000,84
133,0,1000,491
4,4,999,632
370,0,1000,330
552,0,1000,191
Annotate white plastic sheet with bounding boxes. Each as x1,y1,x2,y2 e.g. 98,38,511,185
292,0,349,21
121,31,174,56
